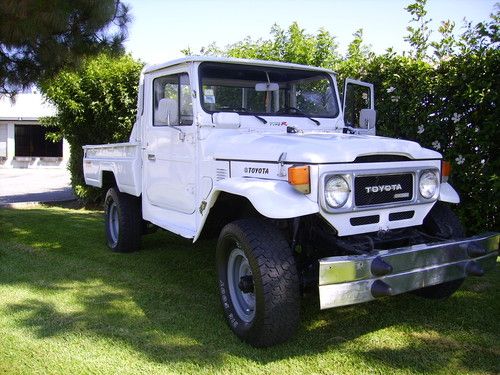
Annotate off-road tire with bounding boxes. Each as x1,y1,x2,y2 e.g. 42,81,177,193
412,202,465,299
104,187,142,252
216,219,300,347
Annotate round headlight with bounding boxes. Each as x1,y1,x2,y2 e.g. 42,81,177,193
419,170,439,199
325,175,350,208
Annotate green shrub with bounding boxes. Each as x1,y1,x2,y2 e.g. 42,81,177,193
41,54,144,202
358,50,499,233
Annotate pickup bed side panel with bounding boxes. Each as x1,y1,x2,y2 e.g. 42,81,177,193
83,143,142,196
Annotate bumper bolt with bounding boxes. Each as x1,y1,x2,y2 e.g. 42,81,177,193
371,280,393,298
371,256,393,277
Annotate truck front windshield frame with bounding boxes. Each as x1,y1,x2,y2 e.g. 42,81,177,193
198,62,340,120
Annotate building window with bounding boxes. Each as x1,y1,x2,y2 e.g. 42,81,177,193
14,125,62,157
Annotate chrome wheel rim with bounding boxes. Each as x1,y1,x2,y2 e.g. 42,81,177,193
108,202,119,244
227,247,255,323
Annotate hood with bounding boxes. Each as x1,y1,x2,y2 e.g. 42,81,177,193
210,132,441,163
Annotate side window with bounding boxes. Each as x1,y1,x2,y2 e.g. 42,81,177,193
153,73,193,126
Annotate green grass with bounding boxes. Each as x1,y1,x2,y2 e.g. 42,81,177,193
0,205,498,375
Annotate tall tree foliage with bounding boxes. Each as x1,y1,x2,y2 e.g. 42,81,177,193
0,0,130,96
183,22,341,69
403,0,432,60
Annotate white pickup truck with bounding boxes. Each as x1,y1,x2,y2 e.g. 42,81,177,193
83,56,499,347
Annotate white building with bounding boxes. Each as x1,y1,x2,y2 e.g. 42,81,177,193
0,92,70,168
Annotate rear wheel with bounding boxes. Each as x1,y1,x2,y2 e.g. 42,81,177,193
104,187,142,252
412,202,465,299
216,219,300,347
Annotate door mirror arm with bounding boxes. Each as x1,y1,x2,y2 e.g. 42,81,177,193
168,123,186,141
166,112,186,141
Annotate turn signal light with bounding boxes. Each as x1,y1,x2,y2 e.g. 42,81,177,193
441,160,451,183
288,165,310,194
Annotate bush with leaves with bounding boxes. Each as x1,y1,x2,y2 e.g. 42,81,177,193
41,54,144,201
186,2,498,232
359,4,499,233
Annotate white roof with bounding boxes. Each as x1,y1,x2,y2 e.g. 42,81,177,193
144,56,337,75
0,93,56,121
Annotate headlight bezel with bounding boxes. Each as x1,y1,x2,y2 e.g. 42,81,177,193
418,169,440,200
325,174,351,208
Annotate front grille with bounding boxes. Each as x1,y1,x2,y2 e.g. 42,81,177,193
354,173,413,207
389,210,415,221
350,215,380,226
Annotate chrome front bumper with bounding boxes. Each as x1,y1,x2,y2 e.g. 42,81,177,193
319,233,499,309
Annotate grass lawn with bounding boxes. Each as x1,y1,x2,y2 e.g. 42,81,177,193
0,205,498,375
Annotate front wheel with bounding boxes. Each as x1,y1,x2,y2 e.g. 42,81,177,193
104,187,142,252
216,219,300,347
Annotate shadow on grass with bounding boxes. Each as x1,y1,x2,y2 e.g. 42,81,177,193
0,207,499,373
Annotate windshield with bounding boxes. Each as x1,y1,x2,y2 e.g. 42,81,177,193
199,63,339,119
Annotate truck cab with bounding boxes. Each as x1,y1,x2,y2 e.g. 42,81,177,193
83,56,499,347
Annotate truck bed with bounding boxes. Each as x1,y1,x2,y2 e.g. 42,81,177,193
83,142,141,196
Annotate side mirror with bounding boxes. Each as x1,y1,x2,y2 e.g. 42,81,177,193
359,108,376,129
213,112,241,129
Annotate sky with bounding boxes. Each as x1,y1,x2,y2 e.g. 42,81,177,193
124,0,498,64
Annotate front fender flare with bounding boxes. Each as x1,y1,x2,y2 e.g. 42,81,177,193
193,178,319,242
438,182,460,204
214,177,319,218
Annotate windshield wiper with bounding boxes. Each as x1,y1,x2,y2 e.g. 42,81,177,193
227,107,267,124
276,106,320,126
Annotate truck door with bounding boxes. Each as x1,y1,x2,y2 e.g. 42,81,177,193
142,71,196,235
342,78,376,135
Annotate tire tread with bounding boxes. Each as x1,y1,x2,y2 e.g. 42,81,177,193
217,218,300,347
105,188,142,253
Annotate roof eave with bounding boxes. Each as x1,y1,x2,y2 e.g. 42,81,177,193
144,56,337,75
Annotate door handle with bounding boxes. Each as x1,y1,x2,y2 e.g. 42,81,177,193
147,154,156,161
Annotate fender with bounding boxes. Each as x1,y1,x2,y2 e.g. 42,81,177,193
193,177,319,242
438,182,460,204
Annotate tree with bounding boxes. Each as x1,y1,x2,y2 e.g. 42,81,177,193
41,53,143,200
0,0,130,96
184,22,341,69
404,0,432,60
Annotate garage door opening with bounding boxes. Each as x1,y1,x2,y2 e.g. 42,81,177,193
14,125,62,157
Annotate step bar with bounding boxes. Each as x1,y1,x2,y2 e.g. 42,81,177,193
319,233,499,309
